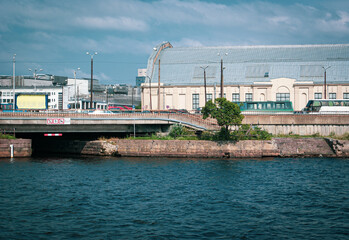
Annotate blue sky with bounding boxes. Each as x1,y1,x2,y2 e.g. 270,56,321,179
0,0,348,85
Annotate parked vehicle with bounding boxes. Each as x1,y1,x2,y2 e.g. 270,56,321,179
303,99,349,113
235,101,294,114
88,110,113,114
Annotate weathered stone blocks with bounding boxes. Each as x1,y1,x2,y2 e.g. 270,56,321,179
0,139,32,158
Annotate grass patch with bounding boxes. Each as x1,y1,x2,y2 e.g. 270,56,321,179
328,132,349,140
275,131,349,140
126,133,199,140
275,133,322,138
0,133,16,139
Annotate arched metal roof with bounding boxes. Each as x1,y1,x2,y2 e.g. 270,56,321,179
146,43,349,86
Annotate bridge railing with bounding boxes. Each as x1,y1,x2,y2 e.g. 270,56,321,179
0,111,219,130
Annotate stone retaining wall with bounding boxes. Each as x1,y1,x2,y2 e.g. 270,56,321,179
0,139,32,158
112,139,280,158
33,138,349,158
111,138,343,158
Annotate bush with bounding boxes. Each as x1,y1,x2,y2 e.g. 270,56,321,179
199,131,214,140
338,133,349,140
199,125,272,141
169,124,192,138
0,133,16,139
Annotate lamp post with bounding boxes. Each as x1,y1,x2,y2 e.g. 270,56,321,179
28,68,43,91
105,86,109,108
12,54,16,110
86,51,97,109
146,76,152,110
158,59,161,110
152,47,161,110
322,66,331,99
74,68,80,111
218,52,228,98
131,86,134,108
200,66,209,103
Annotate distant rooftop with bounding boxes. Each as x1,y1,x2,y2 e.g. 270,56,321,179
146,42,349,86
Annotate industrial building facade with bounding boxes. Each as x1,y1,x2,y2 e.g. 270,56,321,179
142,42,349,111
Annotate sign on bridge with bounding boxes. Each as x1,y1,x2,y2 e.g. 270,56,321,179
46,118,71,125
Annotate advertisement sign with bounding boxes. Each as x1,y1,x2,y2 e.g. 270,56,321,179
16,94,48,110
46,118,71,125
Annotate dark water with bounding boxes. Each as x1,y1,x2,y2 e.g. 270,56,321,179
0,157,348,240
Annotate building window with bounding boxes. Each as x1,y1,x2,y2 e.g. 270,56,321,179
206,93,212,102
314,93,322,99
276,93,290,101
232,93,240,102
329,93,336,99
343,93,349,99
192,94,199,110
218,93,226,98
245,93,253,102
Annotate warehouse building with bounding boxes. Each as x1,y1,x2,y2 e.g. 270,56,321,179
142,42,349,111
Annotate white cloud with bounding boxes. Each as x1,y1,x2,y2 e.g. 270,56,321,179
173,38,204,47
317,11,349,33
1,0,349,83
75,16,148,32
268,16,291,26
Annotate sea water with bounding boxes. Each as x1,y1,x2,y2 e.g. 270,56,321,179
0,157,348,239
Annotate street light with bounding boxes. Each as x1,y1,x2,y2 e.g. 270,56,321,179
152,47,161,110
322,66,331,99
200,66,209,103
218,52,228,98
28,68,43,91
105,86,109,108
146,76,152,110
86,51,98,109
74,67,80,111
12,54,16,110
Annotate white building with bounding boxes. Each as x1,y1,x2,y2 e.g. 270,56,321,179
0,86,69,110
142,42,349,111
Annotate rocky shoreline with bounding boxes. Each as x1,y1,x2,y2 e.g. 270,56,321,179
0,139,32,158
32,138,349,158
2,138,349,158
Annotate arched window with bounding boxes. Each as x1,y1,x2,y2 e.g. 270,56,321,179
260,93,265,101
276,86,290,101
301,93,308,108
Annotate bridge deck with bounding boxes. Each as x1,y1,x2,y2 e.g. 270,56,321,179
0,112,219,133
2,112,349,135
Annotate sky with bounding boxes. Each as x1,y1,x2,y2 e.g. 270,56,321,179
0,0,349,85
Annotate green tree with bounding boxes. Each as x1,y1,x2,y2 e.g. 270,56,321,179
202,98,244,139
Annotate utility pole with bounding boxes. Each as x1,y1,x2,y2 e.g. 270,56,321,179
218,52,227,98
322,66,331,99
74,68,80,111
28,68,43,91
146,76,152,110
200,66,208,103
131,86,134,107
158,59,161,110
106,86,109,108
220,58,223,98
86,52,97,109
12,54,16,111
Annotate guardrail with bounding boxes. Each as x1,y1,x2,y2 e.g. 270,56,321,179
0,111,219,131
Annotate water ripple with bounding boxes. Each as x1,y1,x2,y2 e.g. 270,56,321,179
0,157,348,239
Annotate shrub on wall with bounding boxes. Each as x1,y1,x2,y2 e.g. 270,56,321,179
0,133,16,139
199,124,272,141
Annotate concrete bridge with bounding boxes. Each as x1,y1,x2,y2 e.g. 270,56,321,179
0,112,219,136
1,112,349,137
